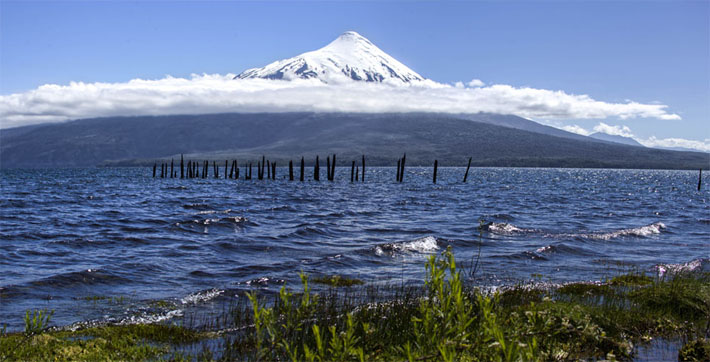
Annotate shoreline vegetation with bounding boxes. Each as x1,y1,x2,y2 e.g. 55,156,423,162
1,248,708,361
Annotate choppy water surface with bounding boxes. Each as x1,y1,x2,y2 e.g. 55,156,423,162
1,167,708,331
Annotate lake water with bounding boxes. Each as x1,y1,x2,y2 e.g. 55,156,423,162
1,167,708,331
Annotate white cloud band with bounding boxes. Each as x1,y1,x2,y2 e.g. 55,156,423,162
0,73,681,129
554,122,709,152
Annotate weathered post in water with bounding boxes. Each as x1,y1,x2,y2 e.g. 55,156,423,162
351,161,355,182
433,160,438,184
171,159,174,178
463,157,472,183
356,166,359,181
267,160,271,180
395,158,402,182
235,161,239,180
213,161,218,178
271,162,276,180
300,157,305,182
180,155,184,179
362,155,366,182
400,153,406,183
331,154,336,181
314,156,320,181
326,156,331,181
289,160,294,181
153,163,156,178
699,169,703,191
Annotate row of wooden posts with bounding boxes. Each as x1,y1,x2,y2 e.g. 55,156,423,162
152,154,704,189
154,154,372,182
152,154,480,184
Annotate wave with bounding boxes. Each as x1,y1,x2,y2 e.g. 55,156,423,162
175,216,250,231
119,309,185,325
29,269,129,288
502,243,598,261
655,258,709,277
480,222,531,235
374,236,440,256
244,277,286,286
482,221,667,241
573,222,666,240
180,288,224,305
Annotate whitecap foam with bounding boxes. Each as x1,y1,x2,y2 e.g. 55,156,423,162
375,236,439,256
535,245,553,253
120,309,184,325
655,258,705,277
180,288,224,305
579,222,666,240
483,222,525,234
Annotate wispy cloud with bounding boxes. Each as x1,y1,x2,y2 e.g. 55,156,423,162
560,124,591,136
638,136,710,153
592,122,634,137
0,74,681,129
551,122,709,153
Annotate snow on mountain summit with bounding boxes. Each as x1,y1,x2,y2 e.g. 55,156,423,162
234,31,426,84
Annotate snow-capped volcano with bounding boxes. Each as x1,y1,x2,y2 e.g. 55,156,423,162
234,31,425,84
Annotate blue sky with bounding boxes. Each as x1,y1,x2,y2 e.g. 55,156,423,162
1,1,708,149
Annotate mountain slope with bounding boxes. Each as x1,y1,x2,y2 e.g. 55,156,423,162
234,31,425,84
1,113,706,169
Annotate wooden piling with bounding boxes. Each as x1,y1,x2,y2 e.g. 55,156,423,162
300,157,305,182
356,166,359,181
331,154,336,181
327,156,331,181
433,160,438,184
248,163,253,180
180,154,184,179
362,155,366,182
267,160,271,180
289,160,294,181
235,161,239,180
351,161,355,182
314,156,320,181
229,160,234,179
395,159,402,182
400,153,406,183
153,163,156,178
171,159,174,178
272,162,276,180
463,157,472,183
258,162,263,180
224,160,228,179
699,169,703,191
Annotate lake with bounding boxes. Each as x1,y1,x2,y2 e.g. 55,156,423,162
1,167,708,331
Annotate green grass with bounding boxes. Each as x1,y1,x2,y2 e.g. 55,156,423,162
2,249,709,361
0,323,205,361
311,275,364,287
